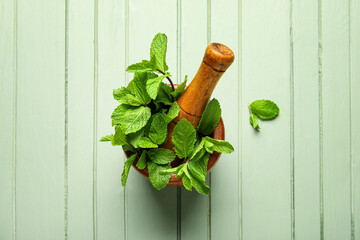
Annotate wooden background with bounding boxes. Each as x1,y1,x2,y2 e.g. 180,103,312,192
1,0,359,239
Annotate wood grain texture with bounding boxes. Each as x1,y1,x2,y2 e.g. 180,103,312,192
126,0,177,239
67,0,94,238
16,0,65,239
180,0,209,238
242,0,291,239
322,0,352,239
0,0,15,239
293,0,321,239
210,0,240,239
97,0,126,239
351,0,360,238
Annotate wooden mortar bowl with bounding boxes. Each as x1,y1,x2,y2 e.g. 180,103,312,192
124,117,225,187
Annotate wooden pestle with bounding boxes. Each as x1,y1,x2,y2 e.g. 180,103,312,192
163,42,234,156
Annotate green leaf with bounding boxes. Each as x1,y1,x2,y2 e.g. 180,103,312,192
146,74,170,100
189,175,210,195
132,72,152,104
120,106,151,134
148,162,171,190
111,104,136,125
176,164,186,178
149,113,168,145
188,153,210,182
159,164,182,175
126,60,155,73
112,125,127,146
127,128,145,148
165,102,180,123
100,135,113,142
171,75,187,100
204,137,234,154
136,151,147,170
197,99,221,136
136,137,158,148
147,148,176,164
122,144,136,153
249,114,260,130
121,153,137,187
250,100,280,120
156,83,173,105
150,33,168,72
113,87,143,106
172,119,196,159
190,138,206,162
182,174,192,191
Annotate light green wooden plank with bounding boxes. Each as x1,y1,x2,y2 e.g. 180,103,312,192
0,0,15,239
292,0,321,239
241,0,291,239
321,1,351,239
350,0,360,238
180,0,209,239
16,0,65,239
67,0,94,238
126,0,177,239
210,0,240,239
97,0,126,239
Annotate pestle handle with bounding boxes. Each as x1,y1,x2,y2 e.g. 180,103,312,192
176,42,235,127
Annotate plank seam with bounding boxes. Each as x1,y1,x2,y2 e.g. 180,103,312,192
317,0,324,238
207,1,211,239
93,0,99,239
12,0,18,239
64,0,69,238
289,0,295,239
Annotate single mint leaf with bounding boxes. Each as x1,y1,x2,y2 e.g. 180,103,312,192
147,148,176,164
133,72,152,104
121,153,137,187
120,106,151,134
249,114,260,130
113,87,132,100
149,113,168,145
197,99,221,136
122,144,136,153
113,88,143,106
204,137,234,154
156,83,173,105
136,151,147,170
250,100,280,120
190,138,206,162
112,125,127,146
189,174,210,195
126,60,155,73
165,102,180,123
111,104,136,125
148,162,171,190
100,135,113,142
172,119,197,159
188,153,210,182
159,165,182,175
182,173,192,191
171,75,187,100
150,33,168,72
136,137,158,148
127,128,145,148
146,74,169,100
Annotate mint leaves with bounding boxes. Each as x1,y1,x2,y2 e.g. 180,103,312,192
248,100,280,130
100,33,235,195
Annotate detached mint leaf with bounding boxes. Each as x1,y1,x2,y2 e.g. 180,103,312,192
100,135,113,142
150,33,168,72
250,100,280,120
171,75,187,100
156,83,173,105
133,72,152,104
197,99,221,136
137,137,158,148
126,60,155,73
149,113,167,145
136,151,147,170
111,104,136,125
172,119,196,159
146,74,170,100
165,102,180,123
121,153,137,187
147,148,176,165
120,106,151,134
112,125,127,146
148,162,171,190
204,137,234,154
249,114,260,130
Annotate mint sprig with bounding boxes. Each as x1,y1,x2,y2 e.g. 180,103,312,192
248,100,280,130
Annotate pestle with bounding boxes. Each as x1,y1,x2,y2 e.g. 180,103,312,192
163,42,234,157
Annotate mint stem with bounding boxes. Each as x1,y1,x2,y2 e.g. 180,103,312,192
157,69,175,91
